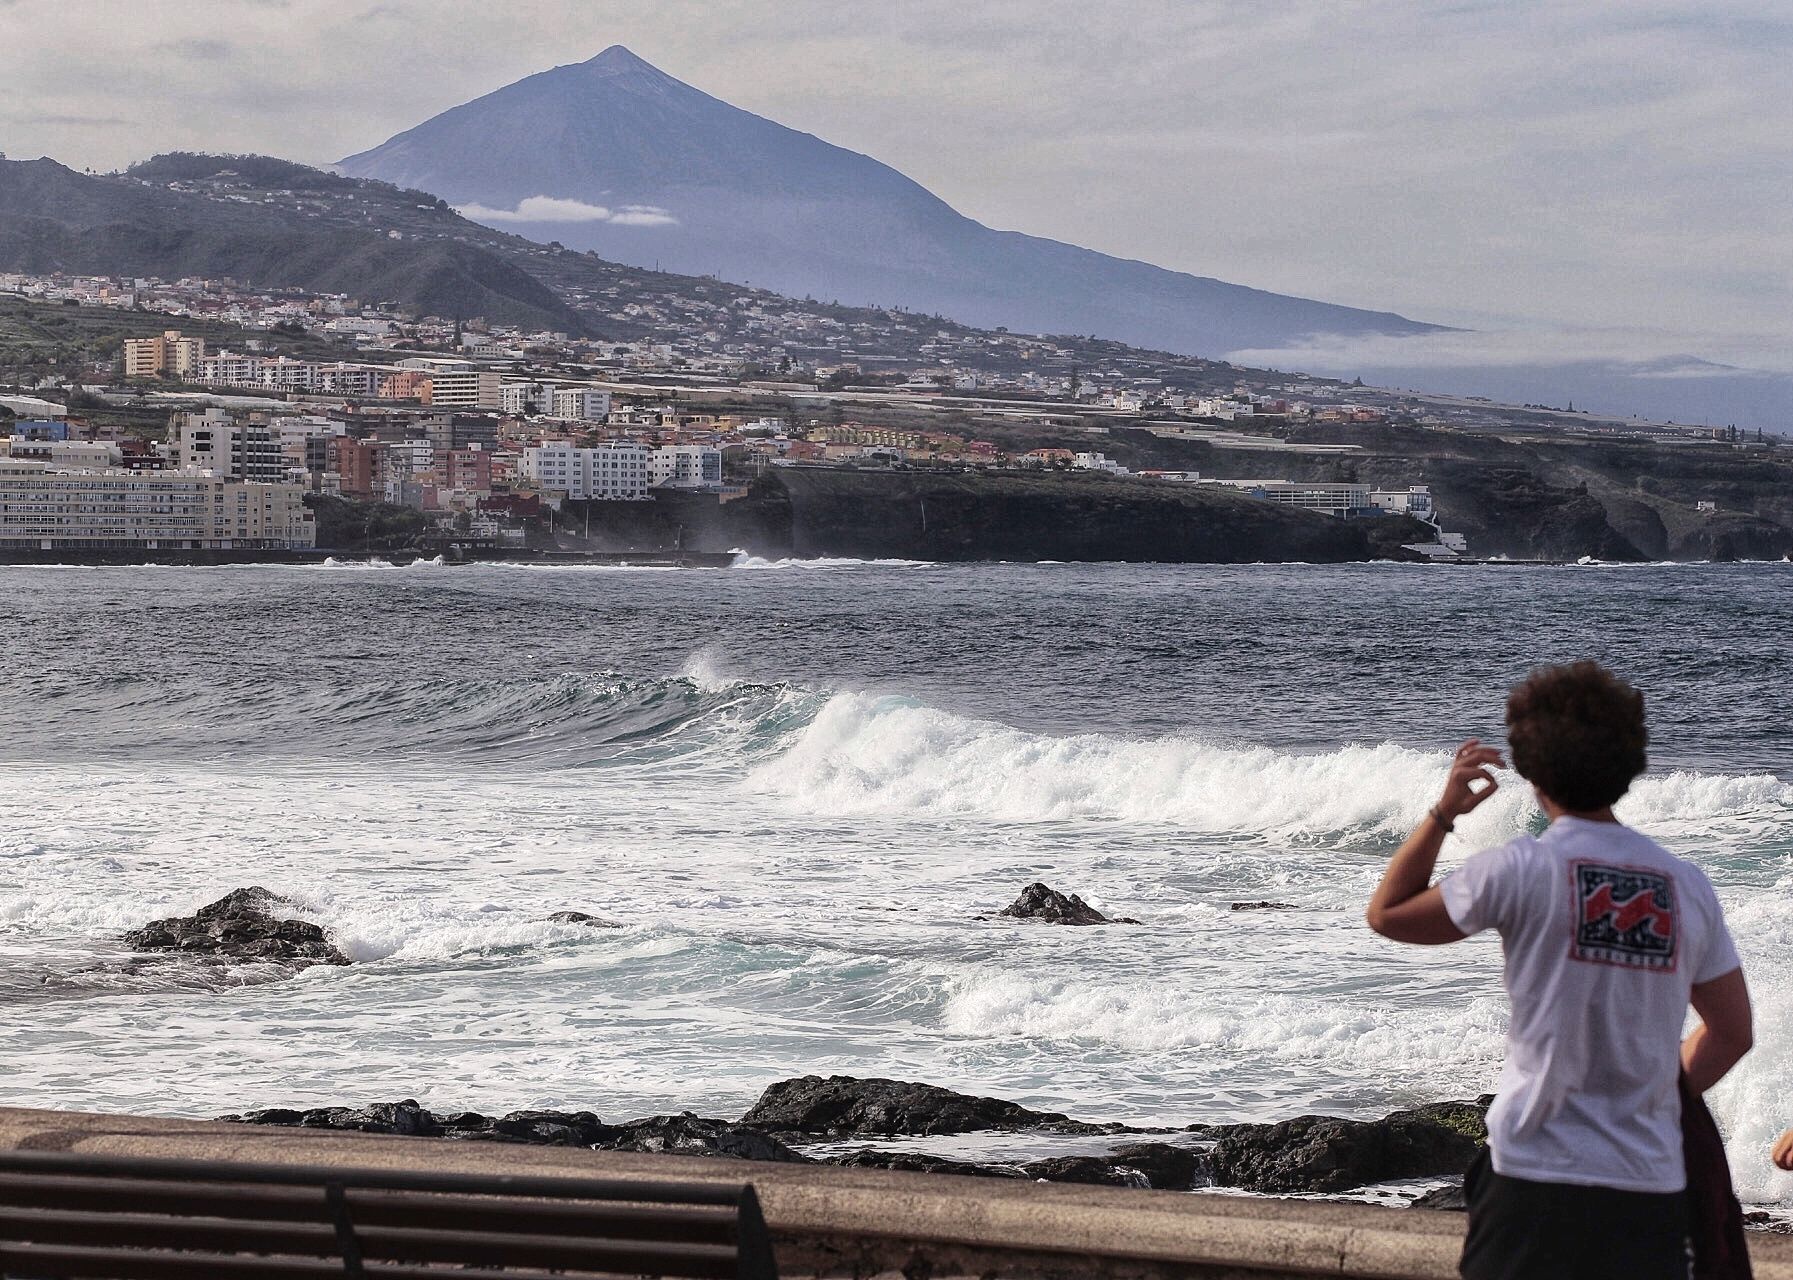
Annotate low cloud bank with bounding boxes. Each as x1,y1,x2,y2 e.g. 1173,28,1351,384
457,196,678,227
1229,326,1793,381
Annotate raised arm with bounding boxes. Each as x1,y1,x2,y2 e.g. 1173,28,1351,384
1683,966,1752,1095
1365,740,1504,945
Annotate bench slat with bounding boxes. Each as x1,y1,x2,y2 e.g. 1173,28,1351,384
0,1149,743,1206
0,1242,577,1280
0,1172,738,1241
0,1208,741,1277
0,1149,778,1280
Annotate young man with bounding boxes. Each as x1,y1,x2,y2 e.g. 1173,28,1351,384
1367,662,1753,1280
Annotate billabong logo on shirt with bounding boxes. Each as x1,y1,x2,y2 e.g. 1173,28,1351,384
1571,862,1677,971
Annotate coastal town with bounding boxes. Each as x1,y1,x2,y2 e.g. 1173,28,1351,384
0,268,1763,559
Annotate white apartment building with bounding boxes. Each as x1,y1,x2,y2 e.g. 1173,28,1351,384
0,439,121,468
520,443,650,501
648,445,723,491
500,383,555,415
550,388,612,421
1206,480,1372,516
1369,486,1437,520
0,462,314,550
171,412,291,484
424,370,502,411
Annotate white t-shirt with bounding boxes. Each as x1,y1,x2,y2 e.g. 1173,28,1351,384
1440,815,1741,1194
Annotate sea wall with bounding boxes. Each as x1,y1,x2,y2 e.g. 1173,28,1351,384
4,1107,1790,1280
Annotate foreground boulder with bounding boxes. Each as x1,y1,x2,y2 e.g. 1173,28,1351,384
125,888,348,969
1206,1102,1486,1194
998,883,1138,926
225,1101,806,1163
740,1074,1125,1137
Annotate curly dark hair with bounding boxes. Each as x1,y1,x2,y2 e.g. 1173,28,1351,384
1505,662,1647,811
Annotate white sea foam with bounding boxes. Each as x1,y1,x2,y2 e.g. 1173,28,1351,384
941,972,1509,1066
729,552,934,570
312,555,446,571
753,693,1792,840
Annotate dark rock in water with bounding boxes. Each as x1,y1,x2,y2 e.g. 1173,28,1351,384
125,888,349,969
1018,1155,1150,1189
1410,1183,1467,1211
1206,1103,1484,1194
597,1113,808,1163
232,1100,442,1137
1741,1211,1793,1234
546,910,623,928
1106,1142,1208,1191
488,1109,610,1146
998,882,1138,926
829,1145,1196,1191
828,1149,1021,1179
740,1074,1122,1137
224,1100,806,1163
1230,901,1300,912
1401,1101,1490,1144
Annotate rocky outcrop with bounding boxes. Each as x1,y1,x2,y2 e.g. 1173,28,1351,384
1230,901,1300,912
225,1101,806,1163
739,1075,1125,1137
546,911,623,928
998,883,1137,926
1206,1102,1486,1194
125,888,348,969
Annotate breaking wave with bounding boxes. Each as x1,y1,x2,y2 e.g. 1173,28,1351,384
752,692,1793,844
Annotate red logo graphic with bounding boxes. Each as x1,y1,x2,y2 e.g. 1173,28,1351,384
1581,881,1674,938
1571,862,1677,971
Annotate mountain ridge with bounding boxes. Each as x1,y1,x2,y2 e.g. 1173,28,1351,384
337,46,1445,357
0,155,587,333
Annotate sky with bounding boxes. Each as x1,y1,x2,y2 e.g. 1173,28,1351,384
2,0,1789,394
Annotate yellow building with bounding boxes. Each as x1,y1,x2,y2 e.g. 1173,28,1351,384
122,331,206,380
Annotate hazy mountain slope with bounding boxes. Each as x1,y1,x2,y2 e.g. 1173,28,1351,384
338,46,1443,357
0,157,585,333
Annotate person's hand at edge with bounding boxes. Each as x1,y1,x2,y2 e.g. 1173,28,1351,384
1436,739,1505,824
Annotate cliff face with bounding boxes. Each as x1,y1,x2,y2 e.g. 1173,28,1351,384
717,468,1374,563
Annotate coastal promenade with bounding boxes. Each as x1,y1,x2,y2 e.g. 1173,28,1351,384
3,1107,1790,1279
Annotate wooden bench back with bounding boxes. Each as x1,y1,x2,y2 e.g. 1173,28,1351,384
0,1149,778,1280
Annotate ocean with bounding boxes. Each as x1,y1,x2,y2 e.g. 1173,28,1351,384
2,558,1789,1200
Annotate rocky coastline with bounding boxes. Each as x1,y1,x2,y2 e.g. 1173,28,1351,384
221,1074,1488,1205
131,886,1485,1206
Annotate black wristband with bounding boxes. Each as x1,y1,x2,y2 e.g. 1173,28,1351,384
1430,805,1455,833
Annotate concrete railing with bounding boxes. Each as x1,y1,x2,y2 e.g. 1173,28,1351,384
1,1107,1788,1279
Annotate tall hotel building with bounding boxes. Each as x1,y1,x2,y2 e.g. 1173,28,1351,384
0,463,315,551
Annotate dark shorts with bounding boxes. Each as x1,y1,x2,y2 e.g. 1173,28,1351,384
1460,1148,1693,1280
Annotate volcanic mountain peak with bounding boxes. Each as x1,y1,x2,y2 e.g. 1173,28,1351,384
337,49,1442,356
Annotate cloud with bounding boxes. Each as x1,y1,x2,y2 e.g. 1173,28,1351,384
608,204,679,227
1228,325,1793,381
456,196,678,227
